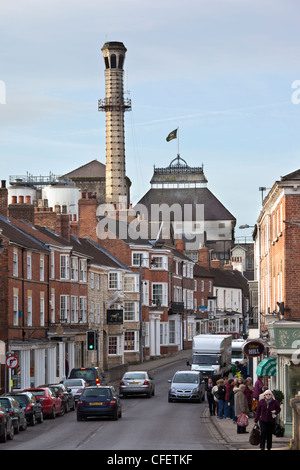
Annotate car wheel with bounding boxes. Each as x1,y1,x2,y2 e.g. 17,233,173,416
21,418,27,431
14,420,20,434
0,426,7,443
7,424,14,440
112,410,118,421
50,407,56,419
37,412,43,424
77,413,84,422
30,413,36,426
60,404,65,417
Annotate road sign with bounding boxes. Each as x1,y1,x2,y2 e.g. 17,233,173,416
6,355,19,369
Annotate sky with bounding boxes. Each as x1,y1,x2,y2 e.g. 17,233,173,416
1,0,300,242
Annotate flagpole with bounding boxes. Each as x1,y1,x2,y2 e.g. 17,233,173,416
177,127,179,156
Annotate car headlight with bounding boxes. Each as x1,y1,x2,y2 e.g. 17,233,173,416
193,387,200,393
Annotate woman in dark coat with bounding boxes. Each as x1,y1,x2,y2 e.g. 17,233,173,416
254,389,281,450
205,377,215,416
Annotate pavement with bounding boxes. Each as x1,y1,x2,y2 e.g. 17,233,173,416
119,348,292,451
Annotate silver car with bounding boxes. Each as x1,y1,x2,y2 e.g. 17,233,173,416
119,371,155,398
63,379,86,404
168,370,205,403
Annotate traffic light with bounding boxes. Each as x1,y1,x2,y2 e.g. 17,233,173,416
86,330,97,351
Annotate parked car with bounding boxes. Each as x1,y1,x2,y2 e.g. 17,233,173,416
77,386,122,421
0,396,27,433
23,387,63,418
0,404,14,443
119,371,155,398
39,384,75,413
69,367,107,386
168,370,205,403
62,379,86,404
6,391,43,426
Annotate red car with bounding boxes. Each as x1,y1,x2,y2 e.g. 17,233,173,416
23,388,63,419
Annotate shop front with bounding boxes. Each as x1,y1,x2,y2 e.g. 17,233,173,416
268,321,300,436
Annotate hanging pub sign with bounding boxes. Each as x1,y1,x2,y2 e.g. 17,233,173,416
107,309,123,325
243,340,265,358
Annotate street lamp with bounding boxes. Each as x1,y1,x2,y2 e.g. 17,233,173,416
139,257,157,363
239,224,254,229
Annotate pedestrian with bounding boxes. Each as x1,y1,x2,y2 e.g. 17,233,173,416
254,389,281,450
258,386,276,401
244,378,253,413
206,377,216,416
253,376,264,400
232,361,240,376
225,378,234,419
240,361,248,380
234,384,249,434
217,378,226,419
237,376,244,387
212,380,219,416
228,382,239,423
246,377,254,391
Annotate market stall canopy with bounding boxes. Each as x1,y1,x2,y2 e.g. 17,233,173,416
256,357,277,376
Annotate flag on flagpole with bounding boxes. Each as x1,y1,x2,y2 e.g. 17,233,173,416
166,129,178,142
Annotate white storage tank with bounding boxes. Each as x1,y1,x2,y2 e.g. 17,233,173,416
8,185,37,205
42,185,81,219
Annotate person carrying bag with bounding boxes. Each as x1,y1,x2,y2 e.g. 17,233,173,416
254,389,281,450
249,423,261,446
234,384,249,434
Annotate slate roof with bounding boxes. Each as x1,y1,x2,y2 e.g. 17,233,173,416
210,268,249,295
194,264,214,279
0,215,49,253
70,236,130,271
63,160,106,179
136,187,236,221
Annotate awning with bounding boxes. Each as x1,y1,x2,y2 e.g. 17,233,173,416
256,357,277,376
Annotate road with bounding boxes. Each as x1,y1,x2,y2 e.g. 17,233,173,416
1,359,226,451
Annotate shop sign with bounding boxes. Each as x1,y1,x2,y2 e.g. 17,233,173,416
243,341,265,358
107,309,123,324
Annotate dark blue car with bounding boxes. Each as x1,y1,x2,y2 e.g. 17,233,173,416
77,386,122,421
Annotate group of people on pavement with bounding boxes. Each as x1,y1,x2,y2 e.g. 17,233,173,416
205,362,281,450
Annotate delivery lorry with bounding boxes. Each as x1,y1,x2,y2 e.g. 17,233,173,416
231,339,246,365
187,334,232,381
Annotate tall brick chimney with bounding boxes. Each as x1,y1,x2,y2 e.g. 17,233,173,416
78,192,98,242
198,246,210,269
0,180,8,217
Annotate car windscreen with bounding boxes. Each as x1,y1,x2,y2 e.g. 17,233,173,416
82,388,111,398
30,390,46,397
11,395,28,404
0,398,10,408
173,373,199,384
71,370,95,381
64,380,84,387
124,373,146,380
192,354,220,365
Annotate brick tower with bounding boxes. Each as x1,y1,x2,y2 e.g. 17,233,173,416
98,42,131,211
